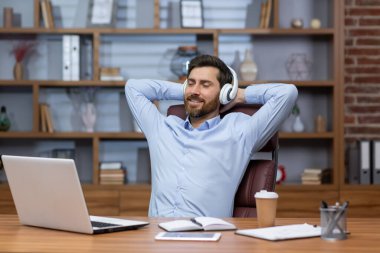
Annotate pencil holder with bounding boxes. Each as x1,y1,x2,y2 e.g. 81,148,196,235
320,204,347,241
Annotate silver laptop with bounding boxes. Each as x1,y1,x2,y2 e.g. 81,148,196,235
1,155,149,234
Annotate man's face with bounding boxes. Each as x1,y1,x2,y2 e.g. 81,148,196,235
184,66,221,118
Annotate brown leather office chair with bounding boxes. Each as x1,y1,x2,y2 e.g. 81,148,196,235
167,104,278,218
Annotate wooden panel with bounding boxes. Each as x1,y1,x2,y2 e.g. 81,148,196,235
277,190,339,218
83,188,120,216
0,186,16,214
340,190,380,218
120,185,151,216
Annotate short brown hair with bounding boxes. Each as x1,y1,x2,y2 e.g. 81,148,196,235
187,55,232,88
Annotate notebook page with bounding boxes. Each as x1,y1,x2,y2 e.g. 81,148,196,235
235,223,321,241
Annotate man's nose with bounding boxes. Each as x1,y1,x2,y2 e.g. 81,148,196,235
190,83,200,94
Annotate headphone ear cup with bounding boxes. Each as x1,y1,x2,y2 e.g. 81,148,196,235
183,79,188,95
219,83,233,105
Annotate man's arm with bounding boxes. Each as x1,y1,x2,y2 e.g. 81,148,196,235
125,79,183,137
223,83,298,152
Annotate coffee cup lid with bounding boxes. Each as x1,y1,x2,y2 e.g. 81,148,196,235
254,190,278,199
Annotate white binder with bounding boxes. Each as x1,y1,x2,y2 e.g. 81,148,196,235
62,35,72,81
372,140,380,184
359,140,371,184
70,35,80,81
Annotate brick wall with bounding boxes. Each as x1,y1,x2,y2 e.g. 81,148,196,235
344,0,380,142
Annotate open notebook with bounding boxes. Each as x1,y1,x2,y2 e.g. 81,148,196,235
235,223,321,241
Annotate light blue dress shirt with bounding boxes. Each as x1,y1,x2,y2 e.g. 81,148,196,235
125,79,297,217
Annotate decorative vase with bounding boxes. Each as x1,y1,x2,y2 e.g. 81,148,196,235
0,106,11,131
81,102,96,132
170,45,200,81
292,115,305,132
13,62,23,80
240,49,258,81
230,50,241,79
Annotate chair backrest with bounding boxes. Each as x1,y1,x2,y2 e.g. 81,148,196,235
167,104,278,217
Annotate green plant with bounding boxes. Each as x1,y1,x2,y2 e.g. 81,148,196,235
292,103,300,116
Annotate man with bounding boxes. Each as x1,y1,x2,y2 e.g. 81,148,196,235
125,55,297,217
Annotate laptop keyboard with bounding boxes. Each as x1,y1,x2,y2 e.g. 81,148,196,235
91,221,119,228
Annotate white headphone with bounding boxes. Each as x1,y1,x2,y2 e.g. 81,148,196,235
183,66,239,105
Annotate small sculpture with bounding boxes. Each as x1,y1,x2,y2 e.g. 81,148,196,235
310,18,321,29
291,18,304,29
286,53,312,80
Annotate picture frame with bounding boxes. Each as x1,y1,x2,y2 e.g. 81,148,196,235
180,0,204,28
87,0,117,27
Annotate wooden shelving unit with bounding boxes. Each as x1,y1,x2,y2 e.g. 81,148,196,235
0,0,346,217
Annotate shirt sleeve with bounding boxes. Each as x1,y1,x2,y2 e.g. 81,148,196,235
242,83,298,153
124,79,184,138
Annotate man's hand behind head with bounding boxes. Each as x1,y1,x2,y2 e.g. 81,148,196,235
219,88,245,114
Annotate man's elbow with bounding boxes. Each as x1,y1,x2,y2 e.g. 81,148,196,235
286,84,298,104
125,79,140,94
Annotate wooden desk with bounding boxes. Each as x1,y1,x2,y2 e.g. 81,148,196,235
0,215,379,253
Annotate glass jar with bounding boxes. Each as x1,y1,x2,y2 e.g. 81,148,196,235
170,46,199,80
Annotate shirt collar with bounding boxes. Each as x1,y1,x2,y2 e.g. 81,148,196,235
184,115,221,131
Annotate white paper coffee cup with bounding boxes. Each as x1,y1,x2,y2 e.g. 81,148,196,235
255,190,278,227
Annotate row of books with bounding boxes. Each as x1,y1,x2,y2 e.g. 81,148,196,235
259,0,273,29
246,0,273,29
301,168,331,185
40,0,55,28
347,140,380,185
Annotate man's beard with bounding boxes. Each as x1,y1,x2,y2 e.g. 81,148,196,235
184,94,219,118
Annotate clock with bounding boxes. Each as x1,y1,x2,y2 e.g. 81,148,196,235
276,164,286,184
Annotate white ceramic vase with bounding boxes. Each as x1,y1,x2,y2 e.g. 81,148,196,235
240,49,258,81
81,102,96,132
292,115,305,132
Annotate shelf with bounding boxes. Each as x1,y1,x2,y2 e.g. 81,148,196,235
0,80,334,88
276,184,337,191
219,28,335,35
0,28,335,36
0,28,216,35
0,132,145,139
0,80,126,87
0,132,334,140
239,80,335,87
341,184,380,191
279,132,335,139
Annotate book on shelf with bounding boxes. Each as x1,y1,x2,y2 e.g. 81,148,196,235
99,161,123,170
40,0,55,28
99,161,126,185
46,0,55,28
159,217,236,232
99,169,126,185
99,67,124,81
39,103,54,133
258,0,272,29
